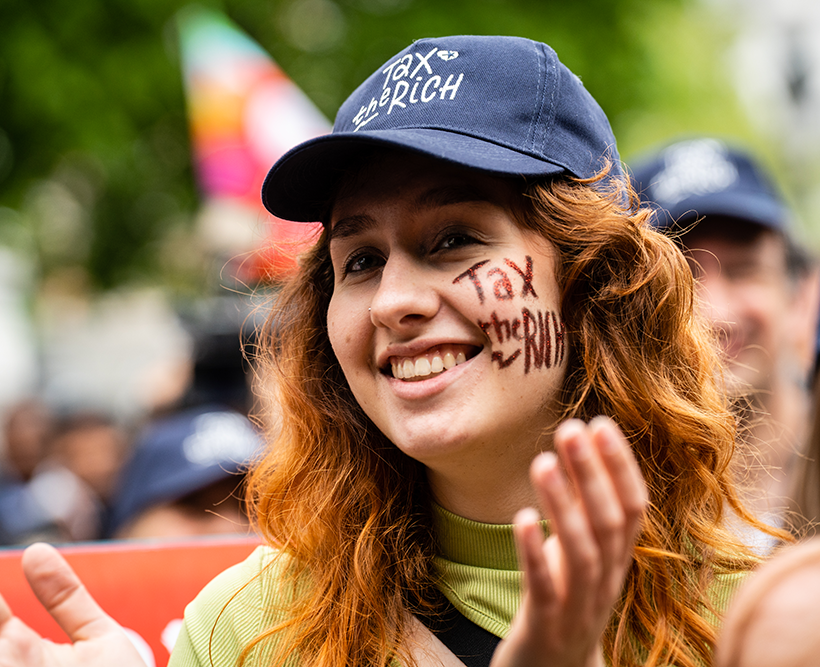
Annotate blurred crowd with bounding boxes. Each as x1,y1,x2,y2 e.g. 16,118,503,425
0,295,265,545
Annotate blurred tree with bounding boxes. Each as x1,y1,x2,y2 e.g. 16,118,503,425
0,0,758,294
0,0,198,291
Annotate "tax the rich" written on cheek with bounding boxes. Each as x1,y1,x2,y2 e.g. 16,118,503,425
452,255,565,374
479,308,565,373
452,256,537,304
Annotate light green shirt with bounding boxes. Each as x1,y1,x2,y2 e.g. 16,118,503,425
169,505,745,666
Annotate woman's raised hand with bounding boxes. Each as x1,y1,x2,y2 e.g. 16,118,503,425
492,417,648,667
0,543,146,667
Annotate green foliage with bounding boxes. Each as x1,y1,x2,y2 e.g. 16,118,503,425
0,0,759,293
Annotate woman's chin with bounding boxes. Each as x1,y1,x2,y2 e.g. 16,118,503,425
386,423,475,467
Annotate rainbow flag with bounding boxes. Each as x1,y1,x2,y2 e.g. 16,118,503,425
178,6,327,281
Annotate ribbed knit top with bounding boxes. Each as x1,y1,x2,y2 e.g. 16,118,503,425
168,504,744,666
432,503,523,638
169,505,521,666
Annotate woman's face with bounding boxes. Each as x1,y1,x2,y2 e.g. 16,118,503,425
327,151,568,481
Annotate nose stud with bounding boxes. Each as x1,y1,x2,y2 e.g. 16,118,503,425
368,307,372,312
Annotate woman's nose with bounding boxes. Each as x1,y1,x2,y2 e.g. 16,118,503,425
369,256,440,330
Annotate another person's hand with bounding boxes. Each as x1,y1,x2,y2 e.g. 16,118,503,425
492,417,647,667
0,543,147,667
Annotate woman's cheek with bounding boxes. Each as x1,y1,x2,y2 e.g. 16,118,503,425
452,254,566,375
327,300,356,367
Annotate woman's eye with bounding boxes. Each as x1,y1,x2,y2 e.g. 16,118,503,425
344,251,384,275
437,232,479,251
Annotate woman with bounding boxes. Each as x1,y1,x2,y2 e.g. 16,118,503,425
0,35,772,667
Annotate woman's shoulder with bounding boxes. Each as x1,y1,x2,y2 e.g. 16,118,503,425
709,568,750,616
168,544,292,667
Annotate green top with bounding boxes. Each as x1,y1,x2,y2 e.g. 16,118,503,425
168,505,745,666
431,504,522,637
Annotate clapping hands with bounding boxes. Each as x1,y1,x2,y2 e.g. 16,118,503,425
492,417,647,667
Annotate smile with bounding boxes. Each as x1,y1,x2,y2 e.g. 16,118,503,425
388,345,478,381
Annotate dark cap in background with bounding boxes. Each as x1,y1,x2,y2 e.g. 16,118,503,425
629,137,792,235
107,405,263,536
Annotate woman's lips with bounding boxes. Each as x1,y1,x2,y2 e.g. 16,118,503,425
387,344,479,381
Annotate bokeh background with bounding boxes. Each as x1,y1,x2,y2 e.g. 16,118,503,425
1,0,820,429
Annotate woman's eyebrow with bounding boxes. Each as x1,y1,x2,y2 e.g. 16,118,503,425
414,184,496,210
330,185,496,241
330,214,377,241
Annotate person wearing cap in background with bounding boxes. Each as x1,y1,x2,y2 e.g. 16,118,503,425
100,297,266,541
630,137,820,551
100,296,265,541
106,405,262,540
0,37,774,667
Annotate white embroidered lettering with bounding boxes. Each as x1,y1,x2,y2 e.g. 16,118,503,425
353,113,378,131
352,106,367,125
410,47,438,77
409,80,421,103
393,54,412,80
379,87,391,107
381,60,399,88
437,50,459,61
439,73,463,100
388,80,410,113
421,75,441,102
654,139,739,206
352,97,379,130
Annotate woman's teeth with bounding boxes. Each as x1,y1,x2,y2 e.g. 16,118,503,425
391,351,467,380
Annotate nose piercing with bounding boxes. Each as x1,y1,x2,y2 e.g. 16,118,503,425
368,307,371,312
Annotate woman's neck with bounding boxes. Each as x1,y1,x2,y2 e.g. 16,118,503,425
426,448,542,524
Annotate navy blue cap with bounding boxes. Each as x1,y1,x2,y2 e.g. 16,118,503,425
629,137,792,234
107,405,263,535
262,35,621,222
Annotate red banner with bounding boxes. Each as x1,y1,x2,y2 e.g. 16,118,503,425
0,537,260,666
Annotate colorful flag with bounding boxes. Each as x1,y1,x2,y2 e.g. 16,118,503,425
178,6,327,281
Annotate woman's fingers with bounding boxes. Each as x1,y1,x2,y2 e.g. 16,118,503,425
21,543,122,644
527,418,648,618
0,548,60,666
513,507,557,608
0,544,146,667
554,421,625,577
497,418,647,667
529,446,599,625
0,590,42,664
588,417,647,547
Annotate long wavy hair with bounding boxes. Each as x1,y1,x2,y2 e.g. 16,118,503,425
243,166,775,667
787,371,820,538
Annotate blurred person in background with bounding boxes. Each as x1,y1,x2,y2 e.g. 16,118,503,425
0,400,101,543
1,400,52,485
101,296,263,540
106,404,261,540
49,411,128,513
630,137,820,550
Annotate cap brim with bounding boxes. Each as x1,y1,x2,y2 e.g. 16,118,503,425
653,189,788,233
108,457,244,535
262,129,568,223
